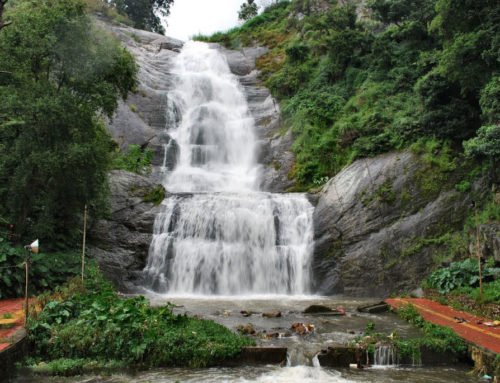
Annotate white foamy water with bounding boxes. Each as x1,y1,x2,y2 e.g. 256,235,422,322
239,366,355,383
143,41,315,295
163,41,258,192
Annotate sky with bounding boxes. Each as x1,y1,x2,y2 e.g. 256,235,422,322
165,0,244,41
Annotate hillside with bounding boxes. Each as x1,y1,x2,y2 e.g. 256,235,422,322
197,0,499,189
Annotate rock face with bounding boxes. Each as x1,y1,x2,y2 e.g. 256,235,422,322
88,170,163,291
312,151,486,297
97,20,184,171
478,223,500,263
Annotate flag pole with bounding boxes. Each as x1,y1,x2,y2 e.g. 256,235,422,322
23,239,37,326
81,204,87,282
24,256,29,326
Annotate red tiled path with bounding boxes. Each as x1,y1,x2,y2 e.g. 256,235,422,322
386,298,500,354
0,298,25,352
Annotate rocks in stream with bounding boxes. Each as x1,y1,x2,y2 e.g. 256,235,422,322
290,323,315,336
237,324,256,335
357,302,390,314
304,305,346,315
262,311,282,318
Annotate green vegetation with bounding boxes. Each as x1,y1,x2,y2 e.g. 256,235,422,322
198,0,499,188
353,304,466,363
84,0,173,34
0,0,138,247
426,258,500,295
0,236,80,299
395,304,467,357
112,144,154,175
27,358,127,377
454,279,500,306
143,185,167,205
239,0,258,21
27,265,254,375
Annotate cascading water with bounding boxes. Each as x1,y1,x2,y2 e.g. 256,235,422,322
373,345,398,367
144,41,314,295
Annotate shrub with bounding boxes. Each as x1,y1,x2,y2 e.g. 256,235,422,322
426,258,500,294
112,144,154,175
27,265,254,372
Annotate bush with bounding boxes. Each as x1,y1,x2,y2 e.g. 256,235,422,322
27,265,254,372
426,258,500,294
112,144,154,175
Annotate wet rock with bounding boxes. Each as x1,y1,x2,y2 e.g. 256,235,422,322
88,170,163,291
222,347,287,366
264,332,280,339
262,311,282,318
317,346,357,368
304,305,346,316
240,310,253,317
357,302,390,314
237,324,256,335
291,323,315,336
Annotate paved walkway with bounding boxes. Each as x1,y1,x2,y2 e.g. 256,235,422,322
0,298,25,352
386,297,500,354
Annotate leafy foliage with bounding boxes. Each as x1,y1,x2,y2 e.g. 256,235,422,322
454,279,500,305
28,266,254,372
239,0,258,21
200,0,500,188
0,236,80,299
112,144,154,175
396,304,468,356
0,0,137,246
426,258,500,294
108,0,174,34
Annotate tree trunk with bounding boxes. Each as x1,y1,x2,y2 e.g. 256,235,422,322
0,0,12,32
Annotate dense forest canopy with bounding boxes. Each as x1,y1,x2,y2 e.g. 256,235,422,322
0,0,137,245
200,0,499,188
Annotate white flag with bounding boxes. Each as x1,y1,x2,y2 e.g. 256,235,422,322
30,239,39,254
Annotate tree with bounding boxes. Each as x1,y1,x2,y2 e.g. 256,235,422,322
239,0,258,21
0,0,11,31
0,0,137,245
111,0,174,34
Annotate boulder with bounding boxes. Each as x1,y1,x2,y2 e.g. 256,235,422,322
312,151,487,296
304,305,345,315
88,170,163,291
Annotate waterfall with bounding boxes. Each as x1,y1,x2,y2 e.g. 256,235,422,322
143,41,314,296
373,345,398,366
